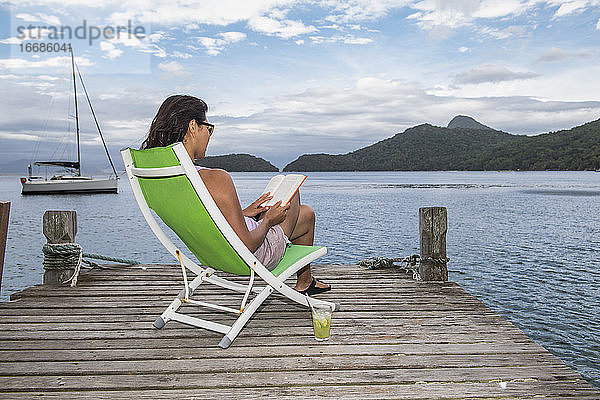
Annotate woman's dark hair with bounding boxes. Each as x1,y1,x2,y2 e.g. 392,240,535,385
141,95,208,149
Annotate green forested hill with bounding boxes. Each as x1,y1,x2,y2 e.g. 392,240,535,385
471,120,600,170
196,154,278,172
283,118,600,171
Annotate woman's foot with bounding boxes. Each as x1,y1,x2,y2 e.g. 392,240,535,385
296,278,331,295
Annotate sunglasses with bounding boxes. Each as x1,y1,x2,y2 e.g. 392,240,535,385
199,121,215,136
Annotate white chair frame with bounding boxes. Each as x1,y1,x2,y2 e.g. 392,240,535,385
121,143,339,348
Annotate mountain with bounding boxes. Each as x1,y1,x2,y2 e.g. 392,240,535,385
195,153,278,172
283,117,600,171
447,115,493,130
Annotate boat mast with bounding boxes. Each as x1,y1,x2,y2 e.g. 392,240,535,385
75,64,119,179
70,46,81,176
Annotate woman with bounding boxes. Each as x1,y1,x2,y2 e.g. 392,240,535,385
141,95,330,295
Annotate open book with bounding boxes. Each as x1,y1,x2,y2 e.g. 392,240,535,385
261,174,306,207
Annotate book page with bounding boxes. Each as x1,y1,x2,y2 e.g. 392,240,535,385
262,175,284,200
262,174,306,207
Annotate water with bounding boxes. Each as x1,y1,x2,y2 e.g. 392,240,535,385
1,171,599,387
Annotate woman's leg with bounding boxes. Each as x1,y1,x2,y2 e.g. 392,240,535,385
279,191,329,291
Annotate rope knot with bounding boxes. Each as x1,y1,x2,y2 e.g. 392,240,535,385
42,242,82,287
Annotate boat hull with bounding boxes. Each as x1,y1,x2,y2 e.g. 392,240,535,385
21,177,118,195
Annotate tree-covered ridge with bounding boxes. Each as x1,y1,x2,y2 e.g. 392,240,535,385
283,118,600,171
472,120,600,170
196,154,278,172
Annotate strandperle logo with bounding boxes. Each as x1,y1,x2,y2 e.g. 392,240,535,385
16,19,146,45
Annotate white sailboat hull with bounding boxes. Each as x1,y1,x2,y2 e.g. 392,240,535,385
21,177,118,195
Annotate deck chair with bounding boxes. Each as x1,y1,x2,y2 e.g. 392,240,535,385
121,142,339,348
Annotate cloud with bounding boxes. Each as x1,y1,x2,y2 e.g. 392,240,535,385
534,47,597,64
405,1,599,40
157,61,189,77
324,0,411,23
454,64,540,84
197,31,247,55
219,31,247,42
427,25,455,40
552,0,593,17
406,0,533,38
0,37,23,44
99,41,123,60
158,61,183,73
15,12,61,25
478,24,528,39
103,1,315,38
0,56,94,71
309,34,373,45
171,51,193,59
597,17,600,29
535,47,571,63
247,16,316,38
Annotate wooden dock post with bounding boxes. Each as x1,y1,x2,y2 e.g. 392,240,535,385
42,210,77,285
0,201,10,290
418,207,448,281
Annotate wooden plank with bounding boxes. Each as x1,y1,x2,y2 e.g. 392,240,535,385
0,328,537,341
0,317,509,331
0,365,585,391
1,381,597,400
0,347,551,363
0,340,549,354
0,318,518,331
0,354,570,376
0,337,549,353
0,310,509,323
0,201,9,291
9,281,463,293
0,316,524,330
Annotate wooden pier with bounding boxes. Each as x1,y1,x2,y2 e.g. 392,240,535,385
0,263,598,399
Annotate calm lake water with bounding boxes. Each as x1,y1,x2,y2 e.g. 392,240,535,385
1,171,599,388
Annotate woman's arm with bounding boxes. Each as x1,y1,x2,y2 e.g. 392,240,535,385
198,169,288,252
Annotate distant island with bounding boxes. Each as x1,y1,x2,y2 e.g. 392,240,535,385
283,116,600,171
195,153,278,172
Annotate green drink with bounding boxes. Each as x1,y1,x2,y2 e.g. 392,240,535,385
311,305,332,341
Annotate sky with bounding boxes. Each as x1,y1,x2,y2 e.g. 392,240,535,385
1,0,599,170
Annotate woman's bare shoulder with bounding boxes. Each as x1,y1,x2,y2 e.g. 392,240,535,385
197,167,229,179
198,168,235,193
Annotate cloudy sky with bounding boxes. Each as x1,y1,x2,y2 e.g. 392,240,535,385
1,0,599,170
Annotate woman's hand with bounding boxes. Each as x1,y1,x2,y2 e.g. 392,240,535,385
263,200,289,227
243,192,273,218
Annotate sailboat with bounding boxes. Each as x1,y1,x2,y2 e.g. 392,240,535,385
20,48,118,195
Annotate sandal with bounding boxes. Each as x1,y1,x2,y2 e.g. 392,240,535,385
297,277,331,295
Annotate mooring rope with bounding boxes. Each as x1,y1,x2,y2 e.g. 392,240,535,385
42,243,141,287
358,254,420,270
42,243,82,287
81,252,140,265
357,254,450,280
